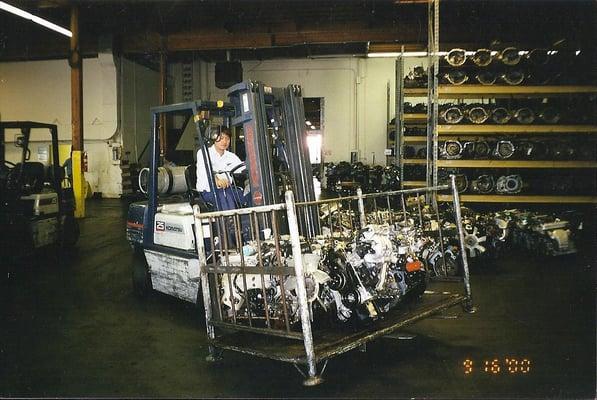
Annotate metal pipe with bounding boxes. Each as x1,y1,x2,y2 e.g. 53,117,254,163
450,175,473,312
193,205,218,360
357,188,366,227
285,191,320,385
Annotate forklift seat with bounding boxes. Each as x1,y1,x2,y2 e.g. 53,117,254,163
13,162,46,193
184,163,212,211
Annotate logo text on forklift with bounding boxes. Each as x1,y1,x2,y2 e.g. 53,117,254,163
155,220,184,233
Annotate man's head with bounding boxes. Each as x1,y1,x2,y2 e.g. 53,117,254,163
214,127,231,154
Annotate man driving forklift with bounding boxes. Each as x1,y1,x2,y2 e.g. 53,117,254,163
195,127,249,210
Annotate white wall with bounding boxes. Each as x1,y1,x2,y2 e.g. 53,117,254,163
0,53,160,197
194,57,428,165
120,57,161,166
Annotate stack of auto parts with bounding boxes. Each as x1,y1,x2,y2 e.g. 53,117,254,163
496,209,580,256
325,163,403,195
437,46,592,87
435,102,584,125
404,66,428,88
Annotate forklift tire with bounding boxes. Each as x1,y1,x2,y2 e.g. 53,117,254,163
62,215,80,248
132,248,152,297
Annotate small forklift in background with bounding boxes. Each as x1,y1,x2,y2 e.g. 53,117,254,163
0,122,79,275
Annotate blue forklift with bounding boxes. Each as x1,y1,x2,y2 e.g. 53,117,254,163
126,82,318,303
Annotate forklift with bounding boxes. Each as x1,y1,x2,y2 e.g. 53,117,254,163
126,81,318,303
0,122,79,272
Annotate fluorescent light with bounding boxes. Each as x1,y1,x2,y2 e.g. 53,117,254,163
310,125,316,130
0,1,72,37
305,120,312,126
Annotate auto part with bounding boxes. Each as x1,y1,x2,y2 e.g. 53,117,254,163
444,69,469,85
494,140,516,159
538,107,561,124
441,140,464,159
472,48,493,67
501,69,525,85
466,105,490,124
471,174,495,194
496,175,523,194
491,107,512,124
445,48,467,67
497,47,521,66
476,70,497,85
440,105,465,124
514,107,536,124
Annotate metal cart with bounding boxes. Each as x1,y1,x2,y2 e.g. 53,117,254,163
193,176,473,386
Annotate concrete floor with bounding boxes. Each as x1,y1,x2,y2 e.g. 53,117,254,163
0,199,595,398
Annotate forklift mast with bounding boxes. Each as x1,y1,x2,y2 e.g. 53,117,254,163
228,81,320,237
0,121,64,211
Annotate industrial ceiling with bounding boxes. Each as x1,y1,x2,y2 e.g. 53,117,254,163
0,0,595,63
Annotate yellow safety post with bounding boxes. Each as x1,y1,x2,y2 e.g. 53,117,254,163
72,150,85,218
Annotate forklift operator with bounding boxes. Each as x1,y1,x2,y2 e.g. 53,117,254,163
196,127,247,210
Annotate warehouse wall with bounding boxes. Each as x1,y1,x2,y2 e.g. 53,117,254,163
190,57,427,165
0,53,160,197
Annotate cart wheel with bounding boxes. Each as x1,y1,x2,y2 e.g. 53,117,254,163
62,215,80,248
132,248,152,297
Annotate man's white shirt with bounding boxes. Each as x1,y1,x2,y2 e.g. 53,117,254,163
196,145,244,192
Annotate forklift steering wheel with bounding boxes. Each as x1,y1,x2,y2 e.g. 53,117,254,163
229,162,246,175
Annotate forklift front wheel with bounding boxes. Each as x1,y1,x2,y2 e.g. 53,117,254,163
132,248,152,297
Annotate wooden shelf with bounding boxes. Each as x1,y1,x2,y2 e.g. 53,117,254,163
403,159,427,165
404,136,427,143
437,194,597,204
437,160,597,168
405,85,597,99
438,125,597,134
404,113,427,122
402,181,427,187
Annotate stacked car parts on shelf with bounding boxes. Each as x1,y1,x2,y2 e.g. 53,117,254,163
400,45,597,202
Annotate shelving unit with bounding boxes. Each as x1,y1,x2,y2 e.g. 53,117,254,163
437,160,597,168
405,85,597,98
437,125,597,134
392,2,596,204
437,195,597,204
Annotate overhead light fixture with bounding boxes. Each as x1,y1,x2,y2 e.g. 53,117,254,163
305,120,312,126
0,1,72,37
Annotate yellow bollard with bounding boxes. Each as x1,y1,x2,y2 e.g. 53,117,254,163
72,150,86,218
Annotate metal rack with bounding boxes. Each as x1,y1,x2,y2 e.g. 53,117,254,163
193,180,473,386
394,0,597,204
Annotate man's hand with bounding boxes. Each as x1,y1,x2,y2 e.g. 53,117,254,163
215,176,230,189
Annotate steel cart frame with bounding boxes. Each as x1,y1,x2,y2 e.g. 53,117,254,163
193,176,473,386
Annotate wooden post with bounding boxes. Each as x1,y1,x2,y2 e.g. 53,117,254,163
70,5,85,218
